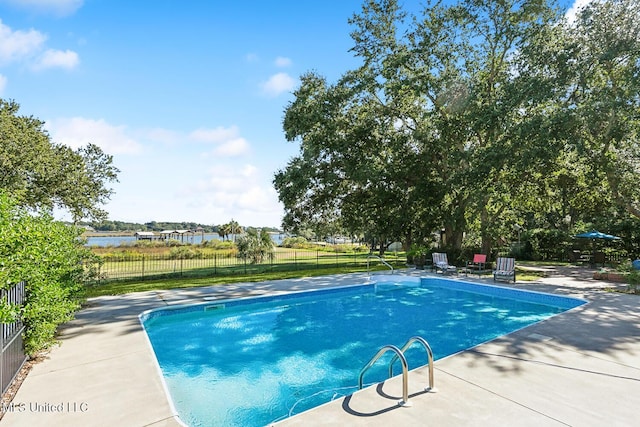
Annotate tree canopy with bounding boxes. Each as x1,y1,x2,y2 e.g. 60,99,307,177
0,99,119,222
274,0,640,258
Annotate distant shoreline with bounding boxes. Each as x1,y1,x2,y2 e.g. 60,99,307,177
82,231,135,237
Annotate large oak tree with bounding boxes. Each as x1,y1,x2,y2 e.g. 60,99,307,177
0,99,119,221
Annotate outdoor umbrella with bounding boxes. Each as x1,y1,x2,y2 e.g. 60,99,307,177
574,230,622,266
574,231,622,240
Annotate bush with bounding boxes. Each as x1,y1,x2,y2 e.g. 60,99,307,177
627,271,640,293
202,239,235,250
0,192,97,356
169,247,203,259
237,229,274,264
281,236,309,248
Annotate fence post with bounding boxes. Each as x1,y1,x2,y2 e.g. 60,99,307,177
214,253,217,275
141,255,145,281
1,281,27,395
317,250,319,269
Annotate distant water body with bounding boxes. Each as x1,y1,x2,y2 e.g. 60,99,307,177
84,233,285,247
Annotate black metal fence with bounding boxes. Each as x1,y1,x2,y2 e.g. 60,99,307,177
1,281,27,395
86,250,407,285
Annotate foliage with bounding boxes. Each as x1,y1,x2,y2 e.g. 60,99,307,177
0,192,98,356
169,247,204,259
0,99,119,222
518,229,572,261
274,0,640,259
626,269,640,293
217,220,243,241
202,239,236,250
407,245,431,266
236,228,275,264
84,220,217,233
281,236,310,248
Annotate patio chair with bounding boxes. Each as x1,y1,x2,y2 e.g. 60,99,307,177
493,257,516,282
465,254,487,276
432,252,457,275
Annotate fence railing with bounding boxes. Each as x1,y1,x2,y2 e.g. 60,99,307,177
86,250,407,285
1,281,27,395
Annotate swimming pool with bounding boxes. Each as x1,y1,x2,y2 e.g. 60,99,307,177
140,275,585,427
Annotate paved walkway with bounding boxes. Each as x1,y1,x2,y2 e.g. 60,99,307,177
1,266,639,426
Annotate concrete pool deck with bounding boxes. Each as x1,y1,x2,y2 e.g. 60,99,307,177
1,265,639,426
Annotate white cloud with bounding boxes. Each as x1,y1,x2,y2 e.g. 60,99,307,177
261,72,296,97
566,0,596,25
274,56,292,67
189,125,251,157
211,137,250,156
0,74,7,94
182,164,283,226
0,20,79,70
33,48,79,70
0,0,84,16
0,20,46,64
45,117,143,155
190,125,241,143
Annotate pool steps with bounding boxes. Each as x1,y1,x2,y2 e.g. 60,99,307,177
358,335,436,407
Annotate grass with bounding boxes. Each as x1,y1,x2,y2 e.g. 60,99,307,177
83,265,390,297
85,261,549,298
88,247,399,282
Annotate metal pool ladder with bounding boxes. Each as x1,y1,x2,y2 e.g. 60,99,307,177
366,255,394,276
358,336,436,407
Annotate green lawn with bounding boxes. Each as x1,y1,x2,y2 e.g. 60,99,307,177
83,265,389,297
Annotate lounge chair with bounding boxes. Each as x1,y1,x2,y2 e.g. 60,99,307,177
432,252,457,274
465,254,487,276
493,257,516,282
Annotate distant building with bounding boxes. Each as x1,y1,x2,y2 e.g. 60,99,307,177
159,229,194,242
134,231,155,240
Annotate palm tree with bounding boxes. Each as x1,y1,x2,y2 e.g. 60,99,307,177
217,223,231,241
228,219,243,242
236,228,274,264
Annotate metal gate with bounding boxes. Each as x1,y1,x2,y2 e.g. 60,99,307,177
1,282,27,394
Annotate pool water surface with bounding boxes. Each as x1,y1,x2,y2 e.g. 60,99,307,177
141,276,585,427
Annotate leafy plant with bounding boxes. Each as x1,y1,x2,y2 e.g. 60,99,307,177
169,247,203,259
407,245,430,267
626,270,640,294
0,192,97,356
236,229,274,264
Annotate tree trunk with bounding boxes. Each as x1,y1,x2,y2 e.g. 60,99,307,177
480,205,492,258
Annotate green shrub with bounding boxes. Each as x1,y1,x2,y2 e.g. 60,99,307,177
202,239,235,250
169,247,203,259
626,270,640,294
237,229,274,264
281,236,309,248
0,192,98,356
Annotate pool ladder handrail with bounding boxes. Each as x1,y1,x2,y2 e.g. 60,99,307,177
389,336,436,393
358,344,411,407
358,336,436,408
366,254,394,276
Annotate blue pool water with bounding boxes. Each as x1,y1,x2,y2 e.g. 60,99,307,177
141,276,585,427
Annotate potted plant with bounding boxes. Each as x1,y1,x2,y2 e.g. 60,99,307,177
408,245,429,269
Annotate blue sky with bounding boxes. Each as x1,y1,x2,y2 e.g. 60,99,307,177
0,0,585,228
